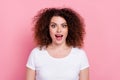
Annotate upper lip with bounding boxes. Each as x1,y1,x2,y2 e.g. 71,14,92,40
55,34,63,37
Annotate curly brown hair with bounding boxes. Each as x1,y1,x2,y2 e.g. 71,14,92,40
33,8,85,48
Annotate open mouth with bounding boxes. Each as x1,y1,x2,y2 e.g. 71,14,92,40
55,34,63,40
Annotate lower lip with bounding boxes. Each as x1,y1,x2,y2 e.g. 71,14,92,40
56,36,62,41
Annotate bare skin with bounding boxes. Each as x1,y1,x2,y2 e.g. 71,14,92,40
26,68,35,80
26,16,89,80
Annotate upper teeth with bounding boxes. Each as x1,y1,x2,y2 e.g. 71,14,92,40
55,35,63,37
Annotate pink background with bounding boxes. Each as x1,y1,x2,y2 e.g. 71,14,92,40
0,0,120,80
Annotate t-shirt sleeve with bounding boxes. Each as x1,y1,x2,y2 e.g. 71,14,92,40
80,49,89,70
26,48,36,70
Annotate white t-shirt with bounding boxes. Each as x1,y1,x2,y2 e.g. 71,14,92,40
26,47,89,80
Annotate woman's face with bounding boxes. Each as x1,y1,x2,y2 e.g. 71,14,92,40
49,16,68,45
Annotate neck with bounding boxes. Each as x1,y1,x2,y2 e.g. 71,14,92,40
48,42,69,50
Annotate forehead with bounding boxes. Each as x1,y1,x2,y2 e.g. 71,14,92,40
50,16,67,23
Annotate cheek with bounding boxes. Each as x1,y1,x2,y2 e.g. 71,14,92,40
49,29,55,37
64,29,68,35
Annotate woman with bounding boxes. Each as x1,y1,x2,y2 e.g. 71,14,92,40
26,7,89,80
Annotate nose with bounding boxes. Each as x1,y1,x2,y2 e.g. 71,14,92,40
57,26,61,33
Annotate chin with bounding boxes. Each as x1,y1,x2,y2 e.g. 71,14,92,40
54,41,65,45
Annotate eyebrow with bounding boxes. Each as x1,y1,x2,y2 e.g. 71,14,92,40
50,22,67,24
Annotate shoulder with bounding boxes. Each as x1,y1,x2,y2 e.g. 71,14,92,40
30,46,45,56
31,46,40,53
72,47,86,55
72,47,88,58
72,47,89,67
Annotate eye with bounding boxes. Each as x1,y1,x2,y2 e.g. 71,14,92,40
50,24,56,28
62,24,68,28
